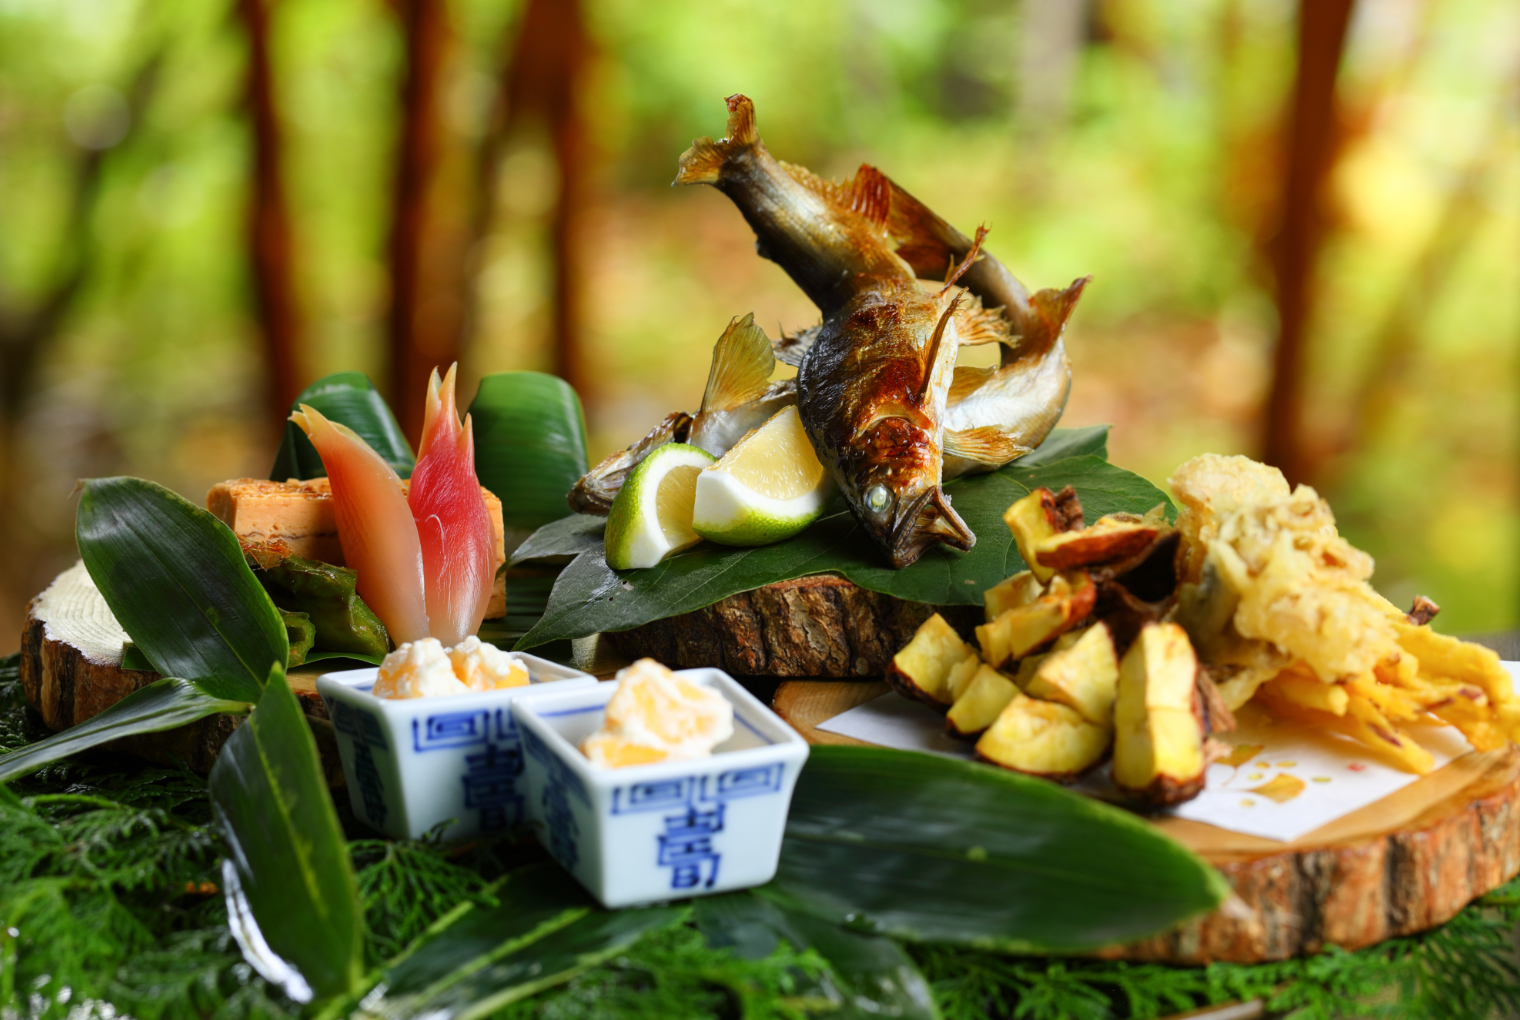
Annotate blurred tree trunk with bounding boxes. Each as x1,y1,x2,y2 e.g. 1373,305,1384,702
462,0,593,404
386,0,457,444
1260,0,1356,485
237,0,304,434
0,54,160,649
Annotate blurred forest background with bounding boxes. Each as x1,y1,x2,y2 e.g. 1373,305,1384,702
1,0,1517,653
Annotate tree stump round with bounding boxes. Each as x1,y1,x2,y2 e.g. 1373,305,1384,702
18,561,345,787
605,574,978,678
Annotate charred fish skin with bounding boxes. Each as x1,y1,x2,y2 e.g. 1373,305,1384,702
796,281,974,568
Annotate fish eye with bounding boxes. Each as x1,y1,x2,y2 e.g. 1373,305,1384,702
865,484,893,514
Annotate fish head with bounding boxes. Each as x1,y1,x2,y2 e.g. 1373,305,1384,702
836,413,975,568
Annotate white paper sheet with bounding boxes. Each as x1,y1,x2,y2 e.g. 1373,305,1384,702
816,662,1520,842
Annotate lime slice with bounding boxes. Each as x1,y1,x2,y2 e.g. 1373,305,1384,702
692,405,837,546
605,443,716,569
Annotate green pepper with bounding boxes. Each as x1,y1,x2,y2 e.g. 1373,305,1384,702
277,607,317,666
257,555,391,658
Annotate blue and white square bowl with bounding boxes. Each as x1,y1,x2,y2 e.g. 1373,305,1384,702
513,668,810,909
316,655,598,841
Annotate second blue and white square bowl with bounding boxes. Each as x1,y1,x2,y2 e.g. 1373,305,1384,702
513,669,810,909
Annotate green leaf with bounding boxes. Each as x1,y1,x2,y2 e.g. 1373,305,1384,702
694,892,938,1020
514,452,1170,650
763,746,1228,953
359,862,683,1020
1006,423,1109,466
77,478,287,702
270,372,415,481
209,662,362,1003
0,678,250,784
470,371,590,531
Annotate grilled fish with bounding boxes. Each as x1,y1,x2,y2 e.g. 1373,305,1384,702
569,94,1087,568
674,95,1087,566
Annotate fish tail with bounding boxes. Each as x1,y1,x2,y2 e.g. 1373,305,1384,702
674,94,760,186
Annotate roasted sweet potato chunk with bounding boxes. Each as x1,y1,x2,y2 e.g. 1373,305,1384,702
1112,622,1207,807
886,613,975,709
976,692,1111,780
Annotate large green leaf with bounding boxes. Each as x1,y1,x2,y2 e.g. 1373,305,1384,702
209,663,362,1003
77,477,287,703
0,677,250,783
270,371,414,481
469,371,589,531
356,863,683,1020
512,449,1170,650
763,746,1228,953
694,892,938,1020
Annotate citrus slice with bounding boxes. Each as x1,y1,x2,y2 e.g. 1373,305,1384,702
692,405,836,546
604,442,716,569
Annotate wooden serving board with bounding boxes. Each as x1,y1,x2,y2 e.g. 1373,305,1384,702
775,680,1520,965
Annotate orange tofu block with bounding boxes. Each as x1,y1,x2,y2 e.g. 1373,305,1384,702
208,477,508,619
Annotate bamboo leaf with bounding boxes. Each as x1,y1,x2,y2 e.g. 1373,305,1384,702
469,371,590,531
209,663,362,1004
356,863,682,1020
77,477,287,703
514,450,1169,650
762,746,1228,953
270,372,415,481
0,678,250,783
694,892,938,1020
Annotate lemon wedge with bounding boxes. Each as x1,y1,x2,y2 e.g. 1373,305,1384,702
604,442,716,569
692,405,836,546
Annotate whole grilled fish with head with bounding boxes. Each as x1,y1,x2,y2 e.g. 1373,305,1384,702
673,94,1088,567
567,312,794,514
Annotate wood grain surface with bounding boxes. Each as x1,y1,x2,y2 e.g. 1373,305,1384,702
774,679,1520,964
607,574,978,677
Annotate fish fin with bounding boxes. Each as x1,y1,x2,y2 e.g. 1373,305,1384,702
917,293,963,405
943,425,1032,465
939,225,988,294
701,313,775,414
882,176,970,276
1009,277,1091,360
674,94,760,186
951,292,1015,348
780,161,892,230
775,323,822,367
948,364,997,404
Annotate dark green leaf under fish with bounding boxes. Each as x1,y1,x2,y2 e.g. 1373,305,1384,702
76,476,287,703
470,371,590,532
0,677,252,783
511,431,1168,650
270,371,415,482
256,555,390,659
209,662,364,1004
763,745,1229,953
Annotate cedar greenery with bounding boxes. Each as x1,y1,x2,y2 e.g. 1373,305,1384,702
5,651,1520,1019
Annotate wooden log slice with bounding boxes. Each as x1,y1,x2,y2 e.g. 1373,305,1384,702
18,561,345,787
774,679,1520,964
606,574,978,677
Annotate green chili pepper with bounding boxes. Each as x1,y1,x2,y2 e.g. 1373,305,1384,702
257,555,390,658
